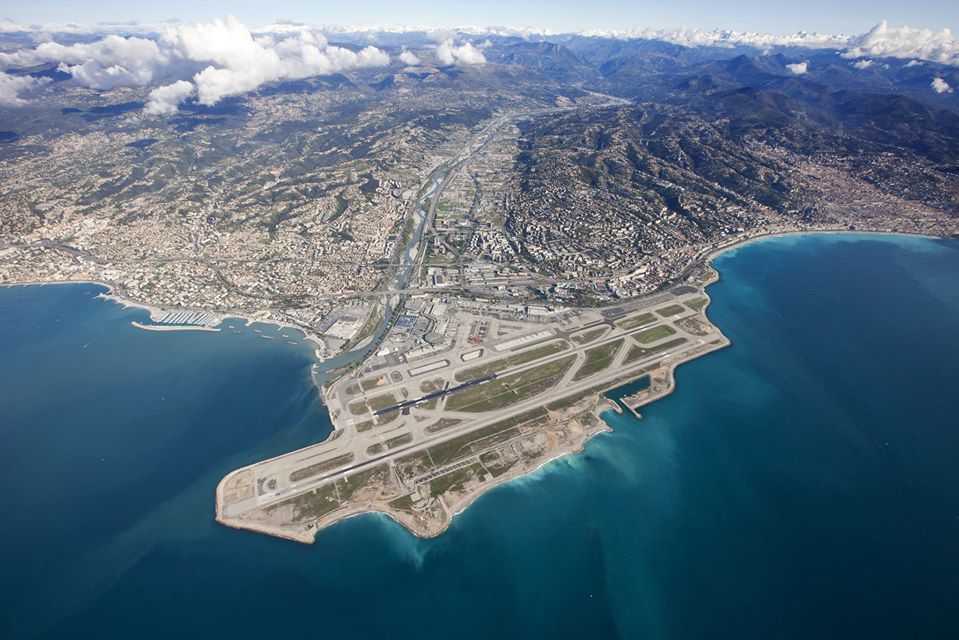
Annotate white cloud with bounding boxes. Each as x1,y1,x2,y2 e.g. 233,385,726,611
145,80,195,115
578,25,850,50
576,21,959,67
321,21,959,68
0,35,169,89
452,42,486,65
2,18,958,114
843,21,959,66
427,30,458,43
786,61,808,75
435,39,486,66
399,49,421,66
852,59,873,69
3,19,959,68
435,41,455,66
931,77,953,93
160,17,390,106
0,71,48,107
0,18,164,37
357,46,391,66
0,16,391,113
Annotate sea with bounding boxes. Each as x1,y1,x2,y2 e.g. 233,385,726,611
1,233,957,639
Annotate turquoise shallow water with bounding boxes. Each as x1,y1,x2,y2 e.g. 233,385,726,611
1,233,958,639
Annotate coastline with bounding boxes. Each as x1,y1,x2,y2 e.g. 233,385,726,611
6,228,953,546
703,227,944,265
214,227,956,544
353,420,614,541
216,395,619,543
2,227,945,371
130,321,220,333
374,228,905,541
216,321,731,543
110,228,951,544
6,224,959,637
0,278,330,361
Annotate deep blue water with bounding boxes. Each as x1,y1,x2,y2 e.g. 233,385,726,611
1,234,958,639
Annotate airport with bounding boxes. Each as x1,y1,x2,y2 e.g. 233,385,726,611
216,279,729,542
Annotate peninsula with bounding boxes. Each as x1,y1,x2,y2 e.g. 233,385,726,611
216,265,727,541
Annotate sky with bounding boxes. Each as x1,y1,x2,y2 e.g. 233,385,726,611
3,0,958,35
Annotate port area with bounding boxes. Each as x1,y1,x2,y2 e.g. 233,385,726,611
216,281,729,542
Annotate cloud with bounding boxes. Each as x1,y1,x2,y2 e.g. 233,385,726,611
0,16,391,113
399,49,421,66
145,80,195,115
578,25,849,51
0,35,169,89
452,42,486,65
322,23,959,68
4,19,959,68
426,30,458,43
435,42,455,66
0,71,49,107
161,17,390,106
852,59,873,69
435,40,486,66
843,21,959,66
786,61,808,75
0,17,165,37
575,21,959,67
931,77,953,93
